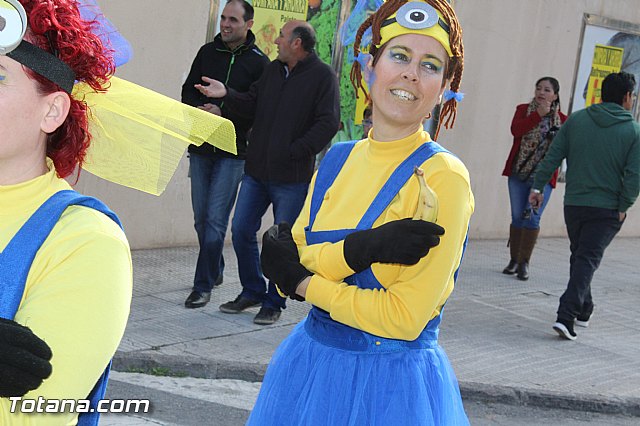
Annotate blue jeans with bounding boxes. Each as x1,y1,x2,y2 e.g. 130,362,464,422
557,206,623,321
508,176,553,229
190,153,244,293
231,175,309,310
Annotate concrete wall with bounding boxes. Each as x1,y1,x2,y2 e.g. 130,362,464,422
442,0,640,239
76,0,640,248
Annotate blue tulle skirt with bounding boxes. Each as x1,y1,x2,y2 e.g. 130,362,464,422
247,313,469,426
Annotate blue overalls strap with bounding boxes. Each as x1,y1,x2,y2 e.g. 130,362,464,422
308,141,357,231
357,142,448,229
454,231,469,282
0,189,122,426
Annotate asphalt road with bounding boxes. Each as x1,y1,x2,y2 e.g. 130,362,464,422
103,373,638,425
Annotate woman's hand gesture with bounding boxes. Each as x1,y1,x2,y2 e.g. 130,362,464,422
536,100,552,117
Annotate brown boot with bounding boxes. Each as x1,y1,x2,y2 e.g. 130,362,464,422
503,225,522,275
517,228,540,281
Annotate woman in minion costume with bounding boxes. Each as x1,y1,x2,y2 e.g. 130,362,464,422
0,1,234,424
253,0,473,424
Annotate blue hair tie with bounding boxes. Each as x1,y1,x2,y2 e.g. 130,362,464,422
356,52,372,69
443,89,464,102
355,52,376,89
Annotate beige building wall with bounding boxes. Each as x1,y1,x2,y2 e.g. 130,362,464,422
448,0,640,239
77,0,640,248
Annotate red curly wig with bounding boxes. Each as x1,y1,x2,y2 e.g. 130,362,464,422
19,0,114,178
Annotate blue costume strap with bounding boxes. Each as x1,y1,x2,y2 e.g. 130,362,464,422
454,230,469,282
358,142,448,229
0,190,122,426
307,141,356,231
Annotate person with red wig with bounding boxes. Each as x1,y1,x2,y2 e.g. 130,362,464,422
0,1,131,424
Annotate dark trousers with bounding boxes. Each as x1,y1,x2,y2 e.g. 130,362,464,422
557,206,623,321
231,175,309,311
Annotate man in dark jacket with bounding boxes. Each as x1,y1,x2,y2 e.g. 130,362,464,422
196,20,340,324
181,0,269,309
530,72,640,340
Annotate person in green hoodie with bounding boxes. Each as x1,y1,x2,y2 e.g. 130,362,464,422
529,72,640,341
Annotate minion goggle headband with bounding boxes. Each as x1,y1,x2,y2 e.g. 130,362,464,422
378,2,452,57
0,0,75,93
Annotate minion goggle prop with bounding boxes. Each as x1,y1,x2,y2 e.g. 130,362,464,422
0,0,75,93
378,1,452,57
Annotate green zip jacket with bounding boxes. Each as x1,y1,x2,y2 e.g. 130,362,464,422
533,102,640,212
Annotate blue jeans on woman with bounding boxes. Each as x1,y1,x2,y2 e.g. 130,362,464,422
190,153,244,294
231,175,309,311
508,176,553,229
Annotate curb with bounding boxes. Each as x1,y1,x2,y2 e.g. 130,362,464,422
113,352,640,417
113,351,266,383
459,381,640,417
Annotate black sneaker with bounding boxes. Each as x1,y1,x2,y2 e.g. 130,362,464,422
253,307,281,325
219,295,261,314
553,319,577,341
184,291,211,309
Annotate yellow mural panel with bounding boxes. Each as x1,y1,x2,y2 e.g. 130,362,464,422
253,0,309,60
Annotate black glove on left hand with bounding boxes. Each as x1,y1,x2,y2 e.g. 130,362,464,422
0,318,53,397
260,222,312,301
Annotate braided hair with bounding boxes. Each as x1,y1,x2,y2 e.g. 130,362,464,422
350,0,463,139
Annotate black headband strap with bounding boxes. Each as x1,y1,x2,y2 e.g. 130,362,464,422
6,40,76,94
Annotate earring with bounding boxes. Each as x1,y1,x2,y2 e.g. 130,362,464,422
425,112,432,120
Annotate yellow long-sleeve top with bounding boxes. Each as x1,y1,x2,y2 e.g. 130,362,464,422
292,129,474,341
0,159,132,425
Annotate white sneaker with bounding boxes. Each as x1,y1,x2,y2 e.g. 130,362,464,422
575,311,593,328
575,318,590,328
553,321,577,340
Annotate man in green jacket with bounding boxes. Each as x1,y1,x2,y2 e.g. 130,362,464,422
530,72,640,340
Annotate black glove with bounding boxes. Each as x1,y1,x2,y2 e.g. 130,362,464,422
0,318,53,397
260,222,312,301
343,218,445,273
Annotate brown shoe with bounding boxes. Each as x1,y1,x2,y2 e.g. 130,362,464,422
219,295,261,313
502,259,518,275
517,261,529,281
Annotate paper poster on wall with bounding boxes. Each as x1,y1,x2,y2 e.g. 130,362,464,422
570,15,640,119
585,44,623,106
252,0,309,59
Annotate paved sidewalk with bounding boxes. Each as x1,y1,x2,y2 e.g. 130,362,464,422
114,237,640,416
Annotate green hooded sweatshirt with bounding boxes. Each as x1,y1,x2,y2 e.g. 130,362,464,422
533,102,640,212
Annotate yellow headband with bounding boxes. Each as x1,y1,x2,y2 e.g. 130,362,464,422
378,1,452,57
